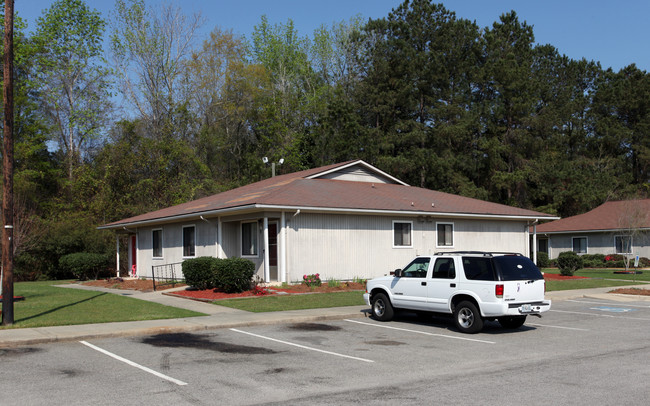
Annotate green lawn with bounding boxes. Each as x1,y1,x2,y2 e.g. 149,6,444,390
214,291,365,312
0,281,205,329
543,268,650,282
545,278,641,291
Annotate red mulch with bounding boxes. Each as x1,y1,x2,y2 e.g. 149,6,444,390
168,282,366,301
82,278,185,292
609,288,650,296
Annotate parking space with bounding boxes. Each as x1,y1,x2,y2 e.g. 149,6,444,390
1,298,649,405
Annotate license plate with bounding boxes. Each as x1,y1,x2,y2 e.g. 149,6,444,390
520,304,532,313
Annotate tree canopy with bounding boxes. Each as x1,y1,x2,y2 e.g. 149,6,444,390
3,0,650,280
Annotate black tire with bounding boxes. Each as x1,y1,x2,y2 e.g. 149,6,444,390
453,300,484,334
498,316,527,329
371,293,394,321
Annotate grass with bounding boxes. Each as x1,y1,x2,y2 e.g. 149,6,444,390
214,291,365,312
545,278,638,291
0,280,205,329
543,268,650,282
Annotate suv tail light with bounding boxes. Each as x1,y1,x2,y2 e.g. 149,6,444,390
495,284,504,298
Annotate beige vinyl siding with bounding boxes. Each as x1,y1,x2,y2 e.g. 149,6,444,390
285,213,529,281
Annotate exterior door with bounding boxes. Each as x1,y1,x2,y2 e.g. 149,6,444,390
269,223,278,280
130,235,137,277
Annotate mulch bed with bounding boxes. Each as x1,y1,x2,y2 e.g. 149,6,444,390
82,278,185,292
609,288,650,296
168,282,366,301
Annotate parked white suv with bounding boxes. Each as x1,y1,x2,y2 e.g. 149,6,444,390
363,252,551,333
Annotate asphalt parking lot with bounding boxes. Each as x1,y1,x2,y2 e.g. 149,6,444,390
1,297,649,405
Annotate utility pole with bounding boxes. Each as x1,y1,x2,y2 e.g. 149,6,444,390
2,0,15,326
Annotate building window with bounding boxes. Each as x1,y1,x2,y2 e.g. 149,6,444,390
152,229,163,258
183,226,195,257
393,221,412,248
572,237,587,254
538,238,549,254
615,235,632,254
437,223,454,247
242,221,258,257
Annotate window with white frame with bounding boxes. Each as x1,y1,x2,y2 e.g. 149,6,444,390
572,237,587,254
241,221,258,256
183,226,195,257
152,229,163,258
393,221,412,248
615,235,632,254
437,222,454,247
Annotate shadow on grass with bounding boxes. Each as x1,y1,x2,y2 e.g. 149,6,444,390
16,292,108,323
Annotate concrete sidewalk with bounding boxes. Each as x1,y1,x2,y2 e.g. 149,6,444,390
1,283,648,348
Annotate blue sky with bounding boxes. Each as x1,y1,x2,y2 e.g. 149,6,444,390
16,0,650,72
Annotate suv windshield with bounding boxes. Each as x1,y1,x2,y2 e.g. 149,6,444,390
493,256,543,281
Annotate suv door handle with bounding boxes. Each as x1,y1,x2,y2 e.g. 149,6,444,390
450,283,456,288
421,282,427,286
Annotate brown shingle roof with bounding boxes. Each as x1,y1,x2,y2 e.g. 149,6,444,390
536,200,650,233
101,160,556,229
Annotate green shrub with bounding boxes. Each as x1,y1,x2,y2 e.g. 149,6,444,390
182,257,219,290
536,252,550,268
556,251,584,276
640,257,650,267
59,252,111,280
215,258,255,293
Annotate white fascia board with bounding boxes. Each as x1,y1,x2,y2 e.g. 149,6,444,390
254,204,559,221
306,159,409,186
541,227,650,235
97,205,259,230
98,203,558,231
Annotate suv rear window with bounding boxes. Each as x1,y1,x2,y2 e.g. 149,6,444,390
462,257,496,281
493,256,543,281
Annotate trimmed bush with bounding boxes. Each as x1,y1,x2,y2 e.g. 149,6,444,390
215,258,255,293
556,251,584,276
536,252,550,268
59,252,111,280
182,257,219,290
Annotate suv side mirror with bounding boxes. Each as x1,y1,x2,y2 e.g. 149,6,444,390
391,269,403,277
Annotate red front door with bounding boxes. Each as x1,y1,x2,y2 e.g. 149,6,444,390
130,235,137,277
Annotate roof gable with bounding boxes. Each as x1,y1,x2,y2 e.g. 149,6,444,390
536,200,650,233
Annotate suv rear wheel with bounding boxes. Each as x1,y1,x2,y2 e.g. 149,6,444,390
371,293,394,321
453,301,483,334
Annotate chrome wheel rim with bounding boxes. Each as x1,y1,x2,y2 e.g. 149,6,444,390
458,308,474,328
374,299,385,317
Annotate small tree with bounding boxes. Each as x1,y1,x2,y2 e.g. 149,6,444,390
615,200,650,272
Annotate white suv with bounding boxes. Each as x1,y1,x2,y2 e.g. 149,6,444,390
363,252,551,333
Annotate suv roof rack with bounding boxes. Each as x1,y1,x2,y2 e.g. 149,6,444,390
434,251,523,257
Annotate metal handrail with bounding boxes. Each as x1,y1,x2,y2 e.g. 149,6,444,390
151,262,184,291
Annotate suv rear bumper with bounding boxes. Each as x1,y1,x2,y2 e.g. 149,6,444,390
482,300,551,317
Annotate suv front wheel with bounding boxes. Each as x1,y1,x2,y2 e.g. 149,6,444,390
371,292,394,321
453,301,484,334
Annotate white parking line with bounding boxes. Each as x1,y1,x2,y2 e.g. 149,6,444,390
567,299,650,308
344,319,496,344
526,323,589,331
230,328,374,363
79,341,188,386
551,309,650,321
